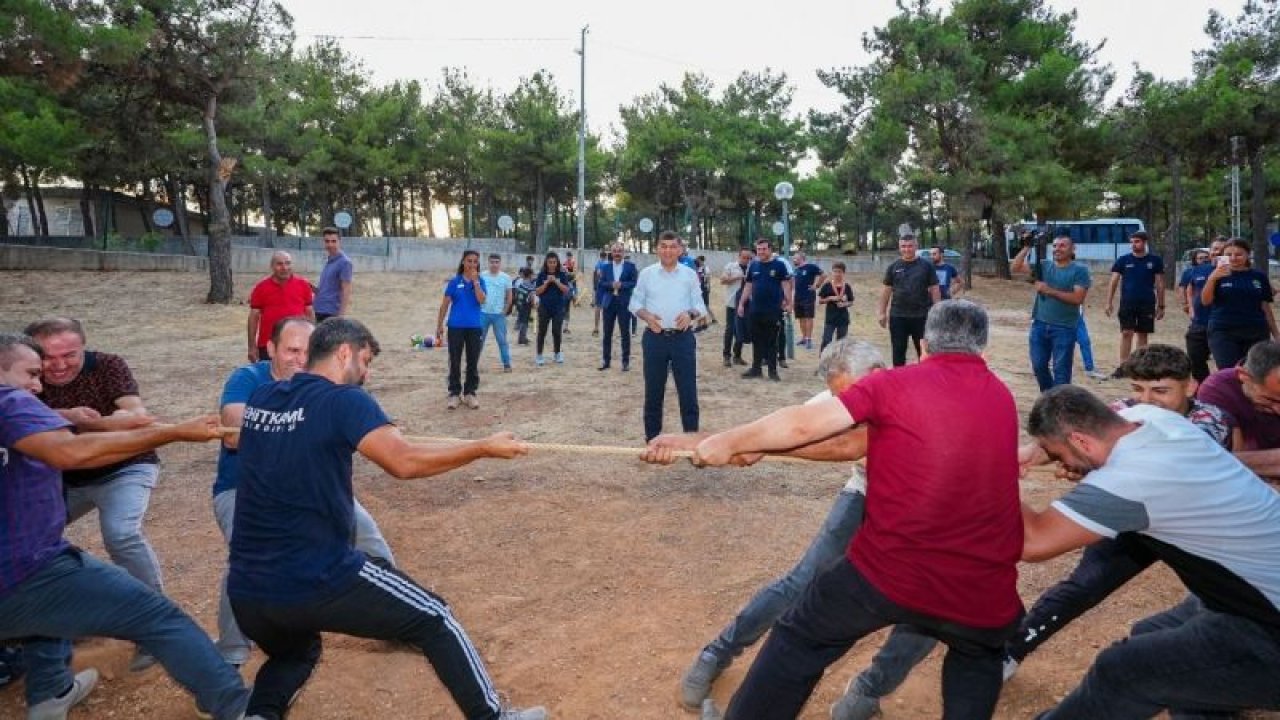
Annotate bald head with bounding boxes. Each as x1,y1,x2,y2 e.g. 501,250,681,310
270,251,294,282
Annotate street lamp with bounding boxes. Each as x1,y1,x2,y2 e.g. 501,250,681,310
774,180,796,359
774,181,795,255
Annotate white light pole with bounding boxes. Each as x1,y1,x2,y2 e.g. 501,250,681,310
774,181,794,255
774,180,796,359
575,25,589,261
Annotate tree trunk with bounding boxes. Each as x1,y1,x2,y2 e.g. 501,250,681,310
1166,152,1183,289
205,94,234,304
1248,143,1268,263
138,180,155,234
261,179,273,240
32,179,49,237
991,216,1010,280
19,167,41,236
423,184,436,238
79,185,95,242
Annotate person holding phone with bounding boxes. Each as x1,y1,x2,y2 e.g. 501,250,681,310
1200,237,1278,369
817,262,855,352
534,252,571,366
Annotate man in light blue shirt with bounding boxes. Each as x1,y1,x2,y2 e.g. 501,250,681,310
314,228,353,322
479,254,513,372
630,231,708,441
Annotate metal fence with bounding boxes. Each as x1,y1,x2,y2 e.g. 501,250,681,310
0,234,520,257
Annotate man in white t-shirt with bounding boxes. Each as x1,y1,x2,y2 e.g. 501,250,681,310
1021,385,1280,718
479,254,513,372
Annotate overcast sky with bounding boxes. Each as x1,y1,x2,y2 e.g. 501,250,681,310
282,0,1244,144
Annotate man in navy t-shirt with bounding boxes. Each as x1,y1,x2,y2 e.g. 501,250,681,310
1105,231,1166,376
227,318,545,720
739,239,793,380
790,251,824,349
210,316,395,666
929,246,963,300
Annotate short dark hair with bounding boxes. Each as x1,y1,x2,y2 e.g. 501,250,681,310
0,332,42,370
322,227,340,237
1054,228,1072,239
1243,341,1280,381
306,317,380,369
1028,385,1126,441
754,238,771,248
24,317,85,343
832,261,846,271
488,253,501,261
1131,230,1150,242
659,230,679,243
270,316,314,346
1119,344,1191,381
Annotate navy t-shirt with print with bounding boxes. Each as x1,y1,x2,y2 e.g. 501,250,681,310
1208,269,1275,331
746,259,791,315
535,270,572,314
228,373,391,604
1110,253,1164,306
793,263,823,305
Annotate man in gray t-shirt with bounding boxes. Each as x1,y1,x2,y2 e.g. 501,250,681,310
1012,233,1092,390
877,234,940,367
1021,387,1280,719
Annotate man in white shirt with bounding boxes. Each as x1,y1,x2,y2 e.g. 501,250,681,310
478,254,513,372
721,248,752,368
629,231,708,441
1021,386,1280,718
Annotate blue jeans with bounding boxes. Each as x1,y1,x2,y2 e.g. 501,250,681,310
1040,600,1280,719
0,549,248,718
706,491,865,664
479,312,511,367
1030,320,1078,391
641,330,698,441
1076,312,1095,372
65,462,164,593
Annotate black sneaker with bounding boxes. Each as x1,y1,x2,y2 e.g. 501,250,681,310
768,372,782,382
723,357,732,368
733,356,747,366
742,368,763,378
778,358,789,369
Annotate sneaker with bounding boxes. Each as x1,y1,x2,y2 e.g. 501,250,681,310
1110,366,1125,379
598,363,610,371
778,358,789,369
723,357,733,368
701,698,724,720
830,687,881,720
554,352,564,364
768,372,782,382
680,651,725,709
741,368,763,379
462,394,479,409
498,707,548,720
503,365,512,373
129,648,158,673
447,395,460,410
1086,369,1109,381
1002,656,1019,682
621,362,630,372
733,356,747,366
28,668,98,720
536,355,546,367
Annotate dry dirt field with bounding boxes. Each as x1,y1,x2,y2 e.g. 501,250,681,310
0,265,1270,719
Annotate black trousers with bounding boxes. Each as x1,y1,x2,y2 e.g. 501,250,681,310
232,558,503,720
750,312,782,373
821,322,849,352
446,327,482,396
726,559,1018,720
641,330,698,441
536,307,564,355
1208,325,1269,371
1184,324,1212,382
889,315,927,367
722,307,743,359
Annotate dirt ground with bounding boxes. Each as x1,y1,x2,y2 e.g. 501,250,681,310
0,264,1271,719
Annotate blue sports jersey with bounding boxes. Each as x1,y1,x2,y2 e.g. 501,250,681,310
1111,253,1165,305
228,373,391,603
213,361,274,496
746,259,791,315
793,263,822,304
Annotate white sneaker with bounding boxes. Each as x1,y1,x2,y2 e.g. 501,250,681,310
462,394,479,409
535,355,546,367
28,668,98,720
1085,370,1109,381
498,707,547,720
554,352,564,364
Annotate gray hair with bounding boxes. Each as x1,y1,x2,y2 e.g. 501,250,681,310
923,299,988,355
0,332,43,370
1243,341,1280,381
817,339,885,382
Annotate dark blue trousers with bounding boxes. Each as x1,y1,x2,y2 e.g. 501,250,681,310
601,301,632,366
641,330,698,441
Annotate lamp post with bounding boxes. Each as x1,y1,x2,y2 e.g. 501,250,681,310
774,180,794,255
774,180,796,359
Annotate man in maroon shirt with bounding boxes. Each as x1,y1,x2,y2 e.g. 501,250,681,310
247,251,315,362
691,299,1023,719
1197,340,1280,479
24,317,167,672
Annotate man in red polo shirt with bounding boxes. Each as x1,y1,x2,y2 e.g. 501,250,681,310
692,299,1023,719
247,251,314,362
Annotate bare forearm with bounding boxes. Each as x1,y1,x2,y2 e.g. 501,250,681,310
776,427,867,461
394,441,493,479
34,426,184,470
1235,449,1280,478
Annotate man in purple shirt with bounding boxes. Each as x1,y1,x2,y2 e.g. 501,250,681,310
1197,340,1280,479
314,227,354,322
0,333,250,720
